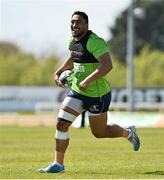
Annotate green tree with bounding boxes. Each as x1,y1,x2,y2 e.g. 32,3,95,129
134,46,164,87
20,56,59,86
107,57,126,88
107,46,164,88
0,41,60,86
0,41,20,56
0,53,37,85
109,0,164,63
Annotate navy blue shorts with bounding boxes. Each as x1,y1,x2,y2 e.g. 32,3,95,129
67,90,111,114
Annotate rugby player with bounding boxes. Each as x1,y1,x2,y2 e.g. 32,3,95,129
39,11,140,173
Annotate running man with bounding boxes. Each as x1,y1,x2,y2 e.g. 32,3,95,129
39,11,140,173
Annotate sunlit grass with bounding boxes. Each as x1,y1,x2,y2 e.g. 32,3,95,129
0,126,164,179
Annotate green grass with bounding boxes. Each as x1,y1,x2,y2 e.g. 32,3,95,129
0,126,164,179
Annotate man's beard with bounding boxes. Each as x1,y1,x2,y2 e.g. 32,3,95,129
72,31,83,38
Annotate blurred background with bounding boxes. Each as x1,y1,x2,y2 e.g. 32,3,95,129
0,0,164,128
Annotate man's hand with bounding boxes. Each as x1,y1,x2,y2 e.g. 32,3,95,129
53,56,74,87
79,79,90,90
54,73,62,87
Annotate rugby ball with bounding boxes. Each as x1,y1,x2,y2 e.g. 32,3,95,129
59,70,74,88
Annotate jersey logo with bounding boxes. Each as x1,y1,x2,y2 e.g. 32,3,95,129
70,42,84,61
71,50,83,59
74,63,85,72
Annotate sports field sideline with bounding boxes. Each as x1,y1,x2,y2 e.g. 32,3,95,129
0,111,164,128
0,113,58,126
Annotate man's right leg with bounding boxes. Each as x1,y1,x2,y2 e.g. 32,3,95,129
55,106,80,165
39,96,83,173
55,119,72,165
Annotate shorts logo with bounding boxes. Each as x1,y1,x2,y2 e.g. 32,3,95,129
90,105,100,112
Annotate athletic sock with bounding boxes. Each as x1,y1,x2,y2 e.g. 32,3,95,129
127,129,132,139
53,161,63,167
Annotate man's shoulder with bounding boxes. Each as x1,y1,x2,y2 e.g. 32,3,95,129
89,31,105,42
88,31,107,48
87,31,109,57
87,31,108,49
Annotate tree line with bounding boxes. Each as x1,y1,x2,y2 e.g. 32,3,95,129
0,42,59,86
0,42,163,88
108,46,164,88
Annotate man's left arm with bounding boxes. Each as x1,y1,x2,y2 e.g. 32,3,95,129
79,52,113,89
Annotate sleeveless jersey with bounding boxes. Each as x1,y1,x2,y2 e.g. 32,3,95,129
69,30,111,97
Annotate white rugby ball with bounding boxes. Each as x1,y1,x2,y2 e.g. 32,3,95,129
59,70,74,88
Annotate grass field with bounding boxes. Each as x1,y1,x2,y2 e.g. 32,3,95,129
0,126,164,179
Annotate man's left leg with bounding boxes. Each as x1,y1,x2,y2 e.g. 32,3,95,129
89,112,140,151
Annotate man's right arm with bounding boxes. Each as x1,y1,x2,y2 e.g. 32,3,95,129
54,56,73,86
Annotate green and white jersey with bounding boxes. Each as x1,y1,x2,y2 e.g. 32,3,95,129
69,30,111,97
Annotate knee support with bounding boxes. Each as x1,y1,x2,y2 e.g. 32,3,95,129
58,109,77,123
55,130,69,140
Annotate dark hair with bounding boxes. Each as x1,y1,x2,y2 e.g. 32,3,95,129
72,11,88,24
